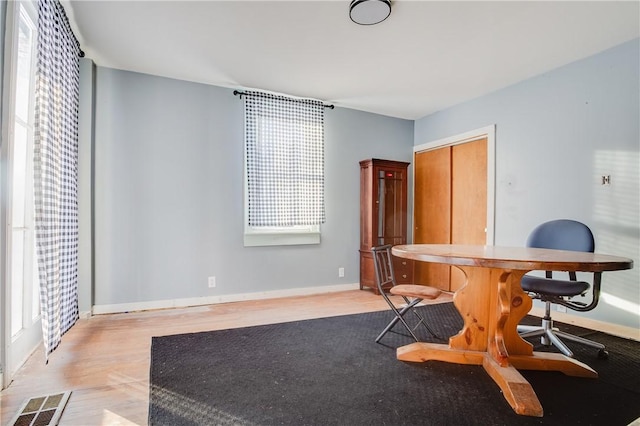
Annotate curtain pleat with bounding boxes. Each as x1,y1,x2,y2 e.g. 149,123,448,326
34,0,81,358
245,91,325,227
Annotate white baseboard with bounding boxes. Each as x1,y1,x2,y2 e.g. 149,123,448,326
91,286,639,342
528,306,640,341
92,283,360,315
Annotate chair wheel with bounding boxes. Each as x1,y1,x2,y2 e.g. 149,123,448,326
597,349,609,360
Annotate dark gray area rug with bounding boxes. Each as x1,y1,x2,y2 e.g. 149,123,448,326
149,303,640,425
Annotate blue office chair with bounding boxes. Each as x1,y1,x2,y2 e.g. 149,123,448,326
518,219,608,359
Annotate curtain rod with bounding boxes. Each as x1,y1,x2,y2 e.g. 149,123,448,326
233,90,334,109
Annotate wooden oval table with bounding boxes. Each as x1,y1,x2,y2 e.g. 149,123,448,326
391,244,633,417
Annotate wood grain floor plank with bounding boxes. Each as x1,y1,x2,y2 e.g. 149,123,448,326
0,290,452,425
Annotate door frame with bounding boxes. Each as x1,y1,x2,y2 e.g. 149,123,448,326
1,0,42,390
412,125,496,245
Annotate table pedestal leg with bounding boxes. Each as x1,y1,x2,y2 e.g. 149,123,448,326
482,354,543,417
396,265,597,417
397,343,543,416
509,352,597,378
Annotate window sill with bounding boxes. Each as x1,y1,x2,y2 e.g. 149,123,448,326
244,232,320,247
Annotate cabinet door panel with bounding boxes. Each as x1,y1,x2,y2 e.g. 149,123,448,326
360,164,373,250
378,168,406,246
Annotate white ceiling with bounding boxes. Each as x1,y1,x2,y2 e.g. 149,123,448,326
64,1,640,120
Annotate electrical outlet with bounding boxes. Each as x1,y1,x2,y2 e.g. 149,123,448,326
338,267,345,278
208,276,216,288
556,305,566,313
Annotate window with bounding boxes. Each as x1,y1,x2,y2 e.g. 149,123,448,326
7,1,39,338
242,91,326,247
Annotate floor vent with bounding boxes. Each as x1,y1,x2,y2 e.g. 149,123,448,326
7,391,71,426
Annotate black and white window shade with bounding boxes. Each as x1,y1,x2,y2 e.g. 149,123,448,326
34,0,82,358
244,91,326,227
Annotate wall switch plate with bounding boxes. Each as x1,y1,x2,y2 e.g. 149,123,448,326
338,267,345,278
208,276,216,288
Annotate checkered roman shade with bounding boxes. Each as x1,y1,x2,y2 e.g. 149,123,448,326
34,0,82,358
244,91,326,227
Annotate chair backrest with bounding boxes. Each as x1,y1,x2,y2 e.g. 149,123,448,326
526,219,595,253
371,245,396,293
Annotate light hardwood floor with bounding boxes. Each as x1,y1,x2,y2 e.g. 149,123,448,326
0,290,452,425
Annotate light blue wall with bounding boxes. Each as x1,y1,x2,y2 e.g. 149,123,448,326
90,67,414,305
415,39,639,329
85,39,638,330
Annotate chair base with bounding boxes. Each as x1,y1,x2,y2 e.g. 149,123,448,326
375,297,440,343
518,316,608,359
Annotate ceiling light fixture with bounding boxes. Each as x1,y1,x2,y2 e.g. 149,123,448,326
349,0,392,26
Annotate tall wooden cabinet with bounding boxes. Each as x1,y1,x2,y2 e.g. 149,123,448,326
359,159,413,294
